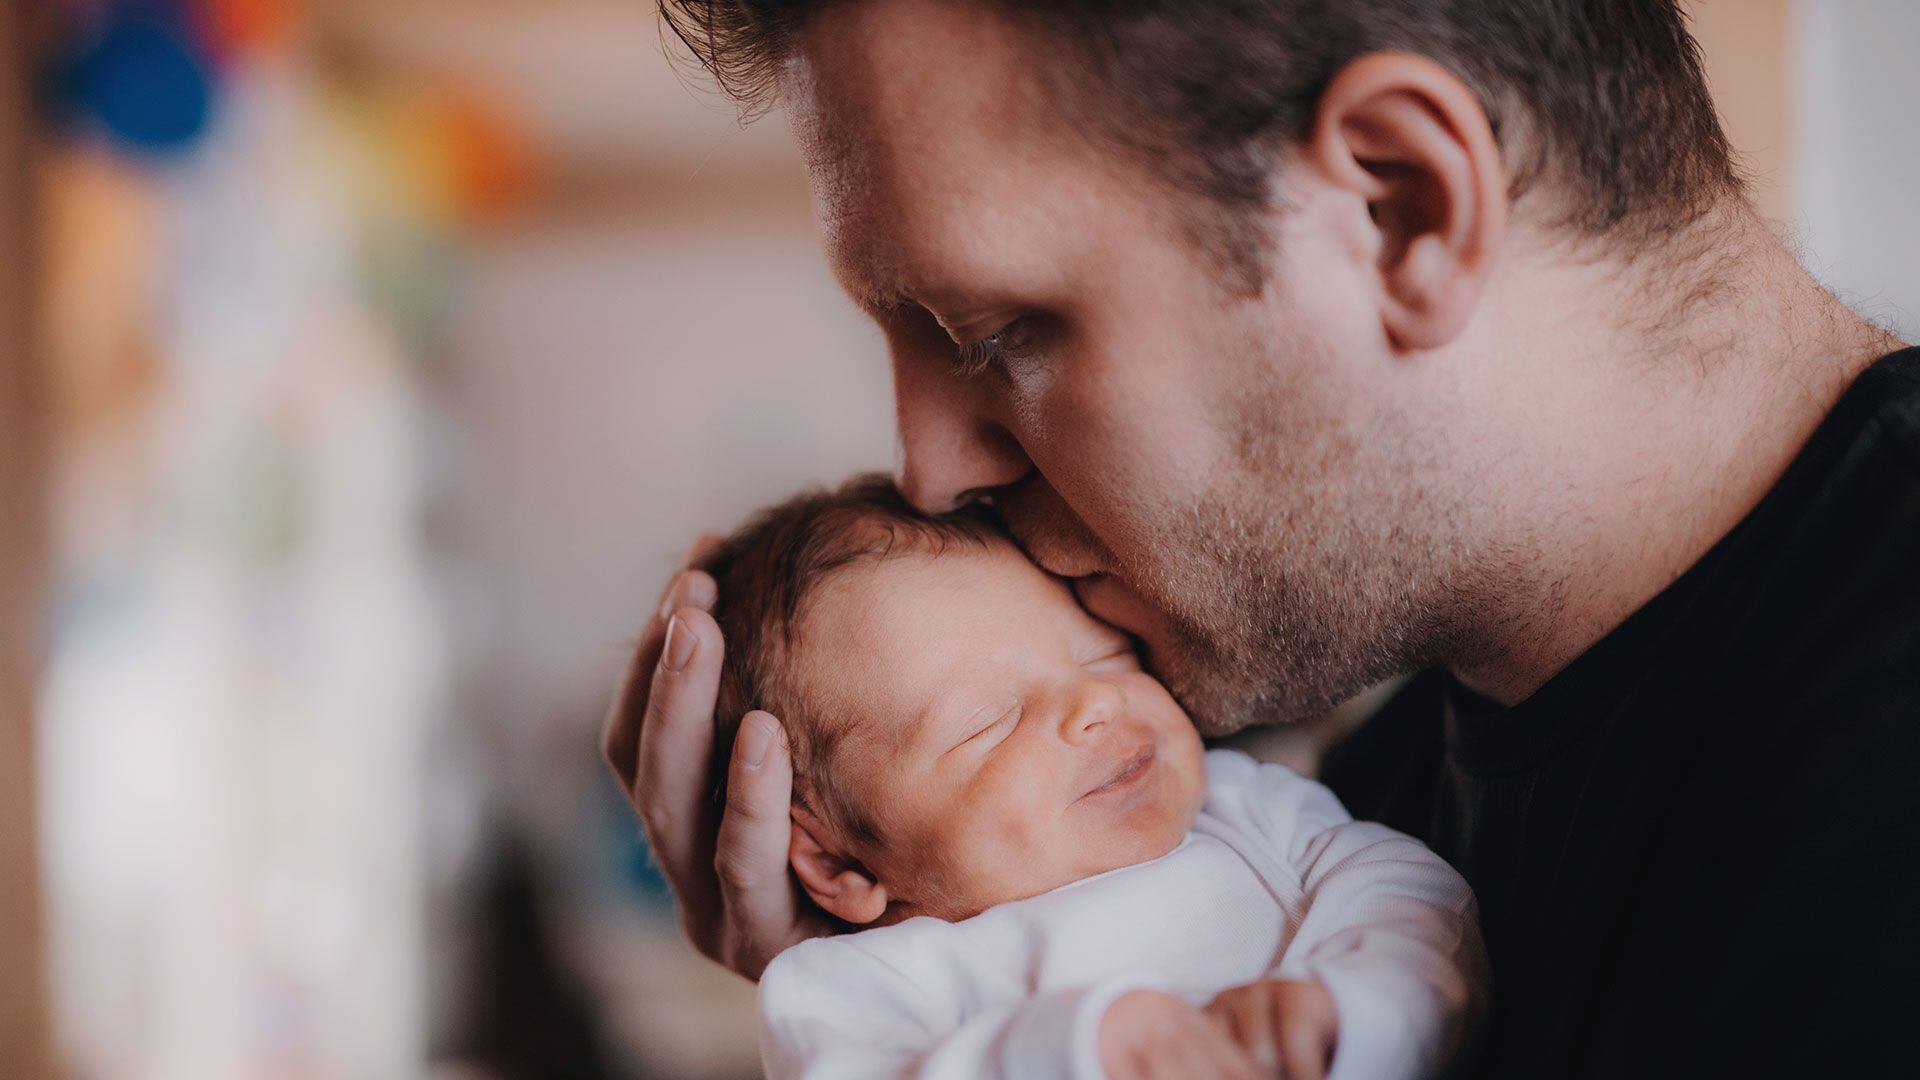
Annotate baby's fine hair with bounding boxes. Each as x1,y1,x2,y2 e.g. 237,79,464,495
695,472,1004,841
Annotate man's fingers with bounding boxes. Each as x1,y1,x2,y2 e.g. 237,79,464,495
601,621,663,788
687,532,727,566
633,604,726,877
600,569,718,789
714,710,799,979
672,567,719,619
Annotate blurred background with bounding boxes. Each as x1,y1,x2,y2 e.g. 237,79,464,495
0,1,1914,1077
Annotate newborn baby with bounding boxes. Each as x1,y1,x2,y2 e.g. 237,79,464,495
698,475,1486,1079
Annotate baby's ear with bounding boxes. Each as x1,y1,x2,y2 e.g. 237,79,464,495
789,812,889,925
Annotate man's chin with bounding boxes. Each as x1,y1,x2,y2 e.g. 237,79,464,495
1180,647,1393,735
1074,574,1261,733
1071,570,1366,733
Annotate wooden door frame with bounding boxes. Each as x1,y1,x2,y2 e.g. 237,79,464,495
0,0,52,1073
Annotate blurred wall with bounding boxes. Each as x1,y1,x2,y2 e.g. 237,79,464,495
358,3,895,1074
1794,0,1920,339
1691,0,1794,225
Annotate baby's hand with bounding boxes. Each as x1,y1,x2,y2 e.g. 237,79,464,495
1203,979,1338,1079
1100,989,1262,1080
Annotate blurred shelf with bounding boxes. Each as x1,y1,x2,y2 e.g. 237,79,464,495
328,0,804,177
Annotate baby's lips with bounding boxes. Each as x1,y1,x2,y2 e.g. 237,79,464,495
1078,732,1159,800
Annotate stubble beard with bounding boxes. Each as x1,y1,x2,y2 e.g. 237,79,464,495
1113,485,1429,735
1108,336,1490,735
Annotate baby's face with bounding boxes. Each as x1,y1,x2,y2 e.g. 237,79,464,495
793,538,1207,922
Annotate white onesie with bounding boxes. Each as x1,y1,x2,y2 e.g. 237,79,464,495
759,749,1486,1079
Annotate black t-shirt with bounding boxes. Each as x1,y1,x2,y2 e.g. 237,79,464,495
1322,347,1920,1078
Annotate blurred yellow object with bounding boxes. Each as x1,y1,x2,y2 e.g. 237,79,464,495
365,82,541,230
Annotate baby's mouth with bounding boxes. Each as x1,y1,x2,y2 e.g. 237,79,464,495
1081,742,1158,801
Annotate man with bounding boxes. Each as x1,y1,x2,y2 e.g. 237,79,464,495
604,1,1918,1075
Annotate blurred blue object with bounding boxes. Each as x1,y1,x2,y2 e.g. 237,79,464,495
597,780,675,909
68,14,215,153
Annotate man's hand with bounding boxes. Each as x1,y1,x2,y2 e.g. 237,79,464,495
1100,990,1263,1080
600,552,831,980
1203,979,1339,1080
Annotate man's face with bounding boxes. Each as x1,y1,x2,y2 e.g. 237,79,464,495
785,0,1490,731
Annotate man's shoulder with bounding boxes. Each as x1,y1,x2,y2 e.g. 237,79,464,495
1804,345,1920,523
1724,348,1920,698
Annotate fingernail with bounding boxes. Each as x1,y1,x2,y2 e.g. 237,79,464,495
658,572,686,624
740,713,776,769
661,613,696,672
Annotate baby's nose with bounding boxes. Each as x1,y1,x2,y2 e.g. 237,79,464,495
1059,678,1126,743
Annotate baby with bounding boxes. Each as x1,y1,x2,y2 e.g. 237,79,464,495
697,475,1486,1079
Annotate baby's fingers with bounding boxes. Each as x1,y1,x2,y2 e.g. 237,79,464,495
1178,1015,1263,1080
1208,995,1278,1075
1276,1010,1336,1080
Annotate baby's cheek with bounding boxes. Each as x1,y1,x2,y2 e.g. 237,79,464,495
944,792,1063,892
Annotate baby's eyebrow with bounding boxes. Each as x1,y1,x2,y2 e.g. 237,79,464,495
891,697,945,757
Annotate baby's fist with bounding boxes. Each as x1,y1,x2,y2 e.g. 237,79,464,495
1100,989,1262,1080
1203,978,1338,1079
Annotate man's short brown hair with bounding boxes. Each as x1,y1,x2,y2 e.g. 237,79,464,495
661,0,1742,280
696,472,1002,841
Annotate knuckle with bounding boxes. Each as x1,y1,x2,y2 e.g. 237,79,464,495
723,783,770,823
636,793,674,835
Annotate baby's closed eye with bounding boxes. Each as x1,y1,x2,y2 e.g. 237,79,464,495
1079,640,1142,675
953,697,1022,753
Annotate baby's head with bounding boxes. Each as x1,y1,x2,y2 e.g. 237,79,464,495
699,474,1206,927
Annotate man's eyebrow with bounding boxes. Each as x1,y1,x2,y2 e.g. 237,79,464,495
850,283,913,319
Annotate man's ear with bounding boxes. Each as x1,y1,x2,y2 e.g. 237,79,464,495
789,812,889,925
1305,52,1508,352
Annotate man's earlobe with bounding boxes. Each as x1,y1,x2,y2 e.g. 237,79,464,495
789,815,890,925
1309,52,1508,352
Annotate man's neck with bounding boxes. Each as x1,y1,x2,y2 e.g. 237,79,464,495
1448,203,1905,704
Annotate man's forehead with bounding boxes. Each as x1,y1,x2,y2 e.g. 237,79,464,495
781,0,1083,304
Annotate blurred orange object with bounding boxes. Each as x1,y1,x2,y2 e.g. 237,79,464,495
437,90,540,226
199,0,301,61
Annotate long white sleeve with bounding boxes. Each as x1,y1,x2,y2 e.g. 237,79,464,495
760,931,1156,1080
1201,751,1486,1080
756,750,1485,1080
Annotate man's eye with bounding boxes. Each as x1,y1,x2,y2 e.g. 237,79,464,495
951,317,1038,379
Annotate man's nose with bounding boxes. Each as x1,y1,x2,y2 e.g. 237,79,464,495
892,348,1031,513
1058,679,1125,744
